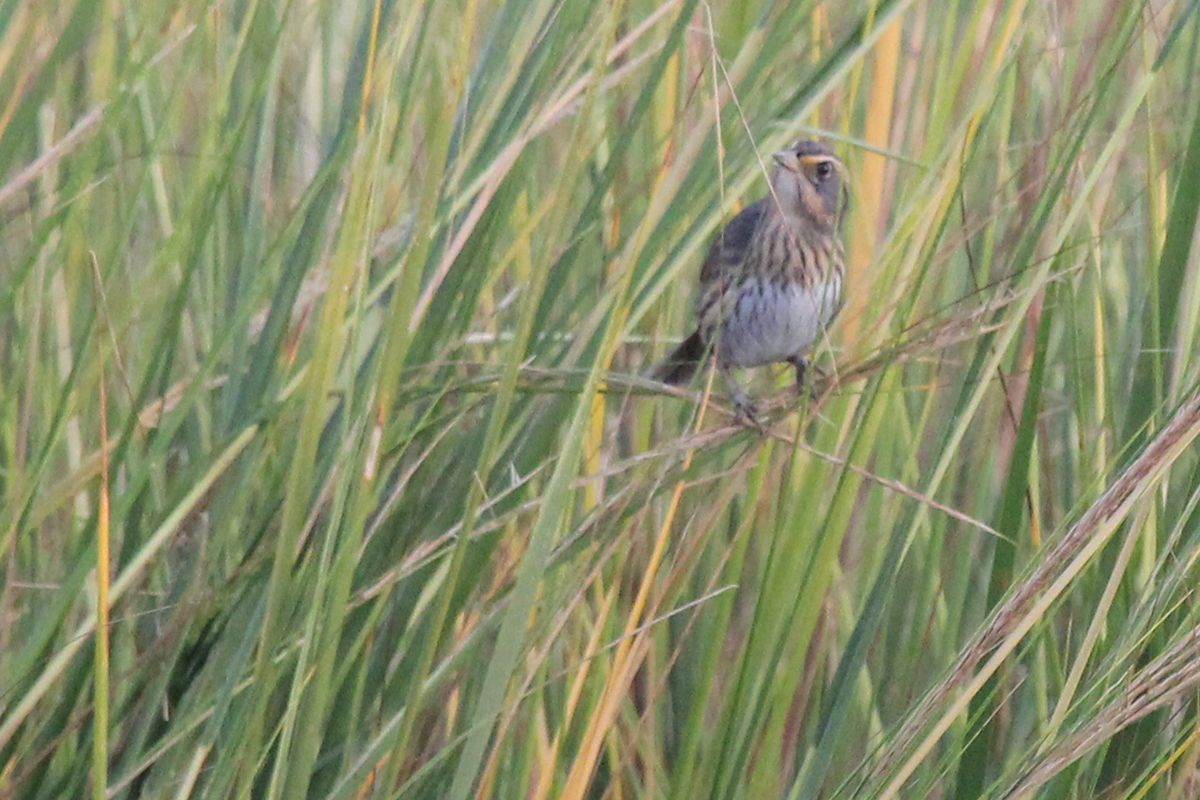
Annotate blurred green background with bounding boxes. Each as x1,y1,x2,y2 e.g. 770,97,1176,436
3,0,1200,798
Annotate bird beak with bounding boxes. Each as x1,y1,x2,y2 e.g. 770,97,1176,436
772,150,803,172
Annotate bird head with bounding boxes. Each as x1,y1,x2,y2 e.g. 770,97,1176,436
769,140,847,232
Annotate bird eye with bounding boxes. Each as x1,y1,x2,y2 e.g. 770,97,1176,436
814,160,833,180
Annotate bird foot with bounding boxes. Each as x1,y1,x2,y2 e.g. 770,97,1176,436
721,367,761,426
733,397,760,426
792,358,828,401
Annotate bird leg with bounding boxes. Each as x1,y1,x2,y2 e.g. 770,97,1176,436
790,356,827,400
721,365,758,423
792,356,809,394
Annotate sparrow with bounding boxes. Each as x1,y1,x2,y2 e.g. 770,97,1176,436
652,140,847,419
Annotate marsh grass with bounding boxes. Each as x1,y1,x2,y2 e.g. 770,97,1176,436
3,1,1200,798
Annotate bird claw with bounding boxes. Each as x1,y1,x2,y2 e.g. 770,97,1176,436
792,358,828,401
721,367,761,425
734,398,760,425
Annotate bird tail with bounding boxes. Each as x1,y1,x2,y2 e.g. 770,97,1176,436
650,332,706,386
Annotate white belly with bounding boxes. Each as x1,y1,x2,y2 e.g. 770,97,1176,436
715,277,841,368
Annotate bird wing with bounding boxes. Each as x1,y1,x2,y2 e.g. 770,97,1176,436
698,198,768,285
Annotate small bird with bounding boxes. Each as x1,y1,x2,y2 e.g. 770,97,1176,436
652,140,847,419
